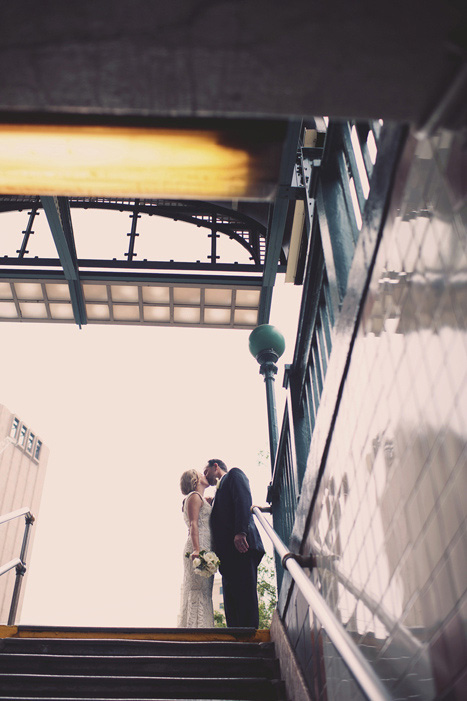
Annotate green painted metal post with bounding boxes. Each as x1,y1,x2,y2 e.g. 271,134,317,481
259,350,280,465
249,325,285,469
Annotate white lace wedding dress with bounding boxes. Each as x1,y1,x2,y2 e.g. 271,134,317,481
178,492,214,628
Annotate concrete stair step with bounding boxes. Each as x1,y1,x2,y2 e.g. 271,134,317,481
0,673,286,700
0,627,285,700
0,653,279,678
0,637,275,659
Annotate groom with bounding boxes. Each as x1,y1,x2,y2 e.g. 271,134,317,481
204,459,265,628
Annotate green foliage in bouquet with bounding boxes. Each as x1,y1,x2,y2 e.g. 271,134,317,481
185,550,220,578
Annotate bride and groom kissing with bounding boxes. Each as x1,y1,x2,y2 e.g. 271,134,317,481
178,459,265,628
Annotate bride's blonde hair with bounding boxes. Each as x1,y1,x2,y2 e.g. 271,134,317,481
180,469,200,496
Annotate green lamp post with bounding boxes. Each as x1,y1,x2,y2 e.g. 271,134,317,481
249,324,286,468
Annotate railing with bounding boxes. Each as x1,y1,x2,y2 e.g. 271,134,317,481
268,399,299,588
252,506,392,701
0,507,35,625
267,120,384,559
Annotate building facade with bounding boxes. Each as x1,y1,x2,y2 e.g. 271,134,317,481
0,404,48,623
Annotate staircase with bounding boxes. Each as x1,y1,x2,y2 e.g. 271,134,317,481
0,627,286,700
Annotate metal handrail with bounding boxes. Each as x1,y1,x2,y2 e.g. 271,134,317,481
0,507,35,625
0,506,33,527
312,538,424,657
0,558,23,578
252,505,392,701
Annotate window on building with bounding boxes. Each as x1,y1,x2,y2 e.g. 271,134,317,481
10,417,19,439
19,424,27,446
220,603,224,609
220,586,223,595
27,431,35,453
34,439,42,461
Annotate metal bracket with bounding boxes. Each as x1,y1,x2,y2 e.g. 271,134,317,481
282,552,316,570
266,482,278,504
301,146,323,164
251,504,273,514
15,563,26,577
282,185,306,200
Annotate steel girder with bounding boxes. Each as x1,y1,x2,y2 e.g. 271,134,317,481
41,196,87,327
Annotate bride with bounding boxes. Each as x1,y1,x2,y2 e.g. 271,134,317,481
178,469,214,627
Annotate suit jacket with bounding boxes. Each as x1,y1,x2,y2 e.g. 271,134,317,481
210,468,265,569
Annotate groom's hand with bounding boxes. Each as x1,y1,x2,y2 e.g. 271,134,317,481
234,533,249,553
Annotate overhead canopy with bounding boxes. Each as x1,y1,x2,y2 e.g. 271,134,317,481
0,116,307,328
0,195,273,329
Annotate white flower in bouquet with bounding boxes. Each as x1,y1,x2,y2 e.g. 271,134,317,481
199,568,212,578
185,550,220,578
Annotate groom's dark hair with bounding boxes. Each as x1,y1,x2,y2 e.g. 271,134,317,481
208,458,227,472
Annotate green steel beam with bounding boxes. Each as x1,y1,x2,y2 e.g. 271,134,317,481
258,120,302,324
0,268,263,288
41,196,87,327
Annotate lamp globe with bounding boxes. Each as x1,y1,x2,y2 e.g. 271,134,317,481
249,324,286,361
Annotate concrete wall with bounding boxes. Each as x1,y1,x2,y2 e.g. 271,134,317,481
0,405,48,623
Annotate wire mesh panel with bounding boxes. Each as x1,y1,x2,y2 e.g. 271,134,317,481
283,128,466,699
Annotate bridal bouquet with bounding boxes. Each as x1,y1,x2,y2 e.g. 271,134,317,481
186,550,220,578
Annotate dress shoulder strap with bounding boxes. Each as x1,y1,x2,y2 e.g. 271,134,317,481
182,491,204,511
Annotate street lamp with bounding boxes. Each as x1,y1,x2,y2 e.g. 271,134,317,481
249,324,285,469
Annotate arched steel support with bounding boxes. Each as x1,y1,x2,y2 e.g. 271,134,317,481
0,196,268,268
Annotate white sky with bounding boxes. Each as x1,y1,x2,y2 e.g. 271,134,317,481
0,208,301,627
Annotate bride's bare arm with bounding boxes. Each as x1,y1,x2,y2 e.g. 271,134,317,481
186,493,203,559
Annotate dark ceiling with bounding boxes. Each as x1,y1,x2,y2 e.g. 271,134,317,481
0,1,465,129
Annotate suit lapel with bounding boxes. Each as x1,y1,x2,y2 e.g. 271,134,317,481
212,473,227,508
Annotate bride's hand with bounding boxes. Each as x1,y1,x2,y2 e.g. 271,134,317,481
190,550,200,561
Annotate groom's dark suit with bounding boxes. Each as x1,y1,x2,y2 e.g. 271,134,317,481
210,468,265,627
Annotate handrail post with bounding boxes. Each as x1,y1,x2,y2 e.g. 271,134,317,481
7,513,34,626
260,352,280,465
251,506,392,701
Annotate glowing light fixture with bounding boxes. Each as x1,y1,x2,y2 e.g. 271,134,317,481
0,121,284,200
